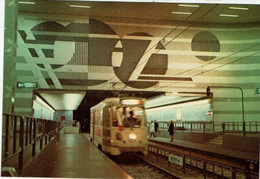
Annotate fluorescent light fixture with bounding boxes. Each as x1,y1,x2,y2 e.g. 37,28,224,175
69,4,91,8
229,6,249,10
178,4,199,7
219,14,239,17
146,99,210,112
18,1,35,4
172,11,192,15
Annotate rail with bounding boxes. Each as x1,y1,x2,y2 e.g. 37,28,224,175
1,113,60,171
147,121,260,135
147,144,258,179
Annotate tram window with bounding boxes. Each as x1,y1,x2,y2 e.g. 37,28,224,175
112,107,118,127
120,107,143,128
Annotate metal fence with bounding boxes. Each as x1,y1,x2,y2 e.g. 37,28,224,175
148,121,260,135
147,144,258,179
1,113,60,170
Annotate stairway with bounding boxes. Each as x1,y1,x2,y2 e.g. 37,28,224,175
207,135,223,145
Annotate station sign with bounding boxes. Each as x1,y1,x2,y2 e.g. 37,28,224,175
17,82,38,88
168,153,183,166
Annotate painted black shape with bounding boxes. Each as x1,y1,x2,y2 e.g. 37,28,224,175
89,19,117,35
88,38,118,66
31,21,69,43
45,78,54,85
141,54,168,75
113,47,123,52
37,64,45,69
191,31,220,61
28,48,39,57
66,23,89,33
138,76,192,81
128,32,153,37
18,30,54,45
113,37,158,89
155,42,165,50
59,79,107,86
42,49,54,58
50,64,63,69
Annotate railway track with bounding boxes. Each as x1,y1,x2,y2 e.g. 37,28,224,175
109,148,258,179
109,153,202,179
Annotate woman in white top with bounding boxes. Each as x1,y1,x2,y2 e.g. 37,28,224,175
149,120,155,138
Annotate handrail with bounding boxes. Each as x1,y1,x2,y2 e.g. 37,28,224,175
147,121,260,134
1,113,59,172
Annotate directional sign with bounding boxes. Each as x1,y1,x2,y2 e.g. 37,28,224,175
17,82,38,88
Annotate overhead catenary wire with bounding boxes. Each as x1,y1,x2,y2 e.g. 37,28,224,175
105,4,214,87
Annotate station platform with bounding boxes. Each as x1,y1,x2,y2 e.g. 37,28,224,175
21,130,131,178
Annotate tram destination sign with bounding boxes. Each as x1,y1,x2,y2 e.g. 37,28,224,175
17,82,38,88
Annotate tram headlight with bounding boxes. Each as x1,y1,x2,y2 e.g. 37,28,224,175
129,133,136,140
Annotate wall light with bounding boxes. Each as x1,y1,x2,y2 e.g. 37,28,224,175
172,11,192,15
219,14,239,18
178,4,199,8
229,7,249,10
69,4,91,8
18,1,35,4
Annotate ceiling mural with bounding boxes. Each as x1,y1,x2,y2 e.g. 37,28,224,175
16,15,260,93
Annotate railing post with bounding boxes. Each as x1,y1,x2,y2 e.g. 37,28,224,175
25,117,29,146
231,169,236,179
18,116,24,170
13,116,17,154
222,122,225,135
203,161,207,179
32,118,36,157
4,115,10,158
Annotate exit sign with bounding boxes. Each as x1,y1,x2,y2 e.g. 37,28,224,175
17,82,38,88
257,88,260,94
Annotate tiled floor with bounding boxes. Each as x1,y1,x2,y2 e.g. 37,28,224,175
21,131,131,178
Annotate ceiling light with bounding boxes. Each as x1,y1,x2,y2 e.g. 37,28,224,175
229,7,249,10
219,14,239,18
172,11,192,15
178,4,199,8
18,1,35,4
69,4,91,8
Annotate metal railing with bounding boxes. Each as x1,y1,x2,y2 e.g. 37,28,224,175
147,121,260,135
147,144,258,179
1,113,60,171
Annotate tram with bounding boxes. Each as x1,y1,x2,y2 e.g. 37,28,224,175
90,97,147,155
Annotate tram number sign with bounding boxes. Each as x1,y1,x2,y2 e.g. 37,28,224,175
168,154,183,166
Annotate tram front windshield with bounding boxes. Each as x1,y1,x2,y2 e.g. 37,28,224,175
113,107,144,128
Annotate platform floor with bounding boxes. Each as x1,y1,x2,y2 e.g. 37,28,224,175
21,130,131,178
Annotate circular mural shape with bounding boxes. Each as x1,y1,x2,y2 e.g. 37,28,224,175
191,31,220,61
112,32,168,89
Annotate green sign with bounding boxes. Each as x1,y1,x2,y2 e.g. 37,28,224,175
17,82,38,88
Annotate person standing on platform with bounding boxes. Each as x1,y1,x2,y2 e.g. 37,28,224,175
154,120,159,137
168,120,174,141
149,120,155,138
